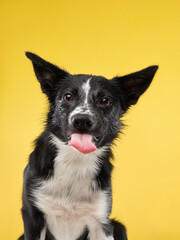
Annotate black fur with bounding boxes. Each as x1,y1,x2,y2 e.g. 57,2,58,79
18,52,158,240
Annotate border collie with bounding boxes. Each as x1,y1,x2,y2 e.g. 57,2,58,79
18,52,158,240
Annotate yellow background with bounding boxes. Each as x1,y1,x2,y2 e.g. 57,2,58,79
0,0,180,239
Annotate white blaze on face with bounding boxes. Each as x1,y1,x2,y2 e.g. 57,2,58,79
69,77,93,123
82,77,92,106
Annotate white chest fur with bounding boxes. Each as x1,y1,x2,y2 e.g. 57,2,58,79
34,135,110,240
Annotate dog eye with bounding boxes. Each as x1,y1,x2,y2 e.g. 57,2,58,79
63,93,73,102
100,97,112,107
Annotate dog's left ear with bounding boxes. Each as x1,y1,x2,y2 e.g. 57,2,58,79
112,65,158,111
25,52,69,100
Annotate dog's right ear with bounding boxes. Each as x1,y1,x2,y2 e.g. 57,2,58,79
25,52,69,99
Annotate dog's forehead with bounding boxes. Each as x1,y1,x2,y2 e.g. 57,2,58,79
73,74,110,92
73,74,108,84
61,74,112,99
82,77,92,91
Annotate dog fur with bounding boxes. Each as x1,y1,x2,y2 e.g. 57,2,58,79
18,52,158,240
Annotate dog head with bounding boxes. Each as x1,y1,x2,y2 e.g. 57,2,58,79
26,52,158,154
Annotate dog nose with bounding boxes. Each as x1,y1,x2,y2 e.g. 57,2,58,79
71,114,94,132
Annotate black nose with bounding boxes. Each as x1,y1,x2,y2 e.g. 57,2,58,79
71,114,94,132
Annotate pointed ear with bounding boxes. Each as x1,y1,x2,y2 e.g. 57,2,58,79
25,52,69,99
112,65,158,111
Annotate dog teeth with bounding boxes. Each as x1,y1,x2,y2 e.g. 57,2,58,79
67,136,71,141
93,136,100,142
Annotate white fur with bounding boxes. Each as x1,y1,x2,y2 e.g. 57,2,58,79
33,134,112,240
82,77,92,105
106,237,114,240
40,227,46,240
69,78,93,123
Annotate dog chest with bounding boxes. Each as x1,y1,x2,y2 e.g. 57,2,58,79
33,160,109,218
36,188,108,240
34,172,109,240
33,147,110,239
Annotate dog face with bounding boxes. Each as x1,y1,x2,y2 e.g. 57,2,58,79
50,74,124,150
26,52,158,153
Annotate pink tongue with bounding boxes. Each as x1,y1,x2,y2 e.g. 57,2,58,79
68,133,96,154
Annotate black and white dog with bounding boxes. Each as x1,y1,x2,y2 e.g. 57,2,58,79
19,52,158,240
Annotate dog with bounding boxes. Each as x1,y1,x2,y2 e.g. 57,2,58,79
18,52,158,240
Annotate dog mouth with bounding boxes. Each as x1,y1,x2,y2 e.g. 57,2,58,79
67,133,100,154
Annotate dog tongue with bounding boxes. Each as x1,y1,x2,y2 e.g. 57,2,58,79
69,133,96,154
